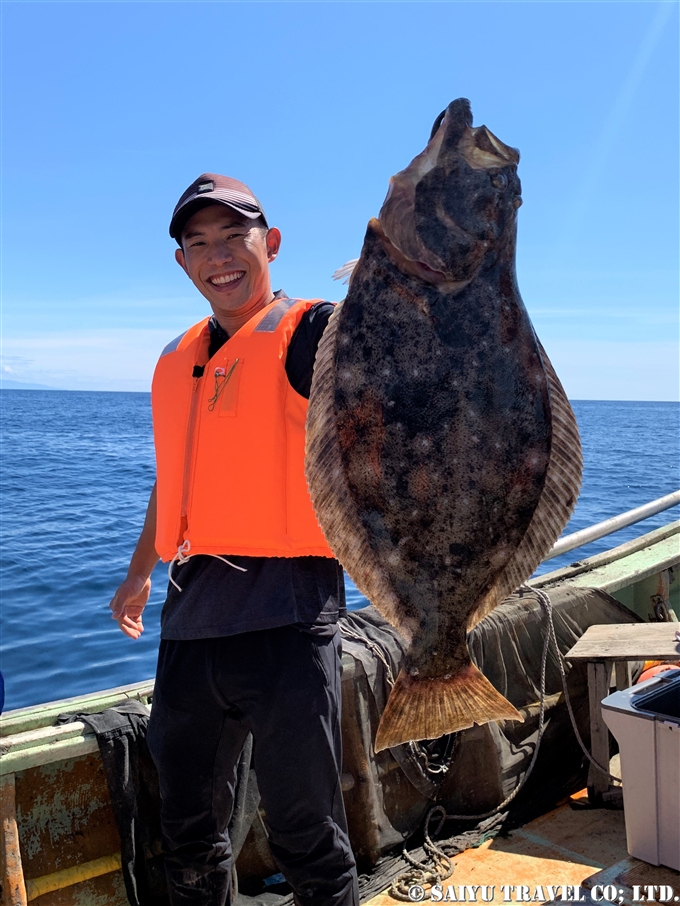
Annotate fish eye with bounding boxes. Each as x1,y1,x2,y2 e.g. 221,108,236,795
491,173,507,190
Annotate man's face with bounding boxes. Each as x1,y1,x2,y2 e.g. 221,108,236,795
175,205,281,328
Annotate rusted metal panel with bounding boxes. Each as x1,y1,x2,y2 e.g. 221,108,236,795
1,773,28,906
15,755,119,881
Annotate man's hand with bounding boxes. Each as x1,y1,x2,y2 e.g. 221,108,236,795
110,575,152,639
110,483,159,639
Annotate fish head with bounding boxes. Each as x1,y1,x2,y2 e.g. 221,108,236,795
378,98,522,286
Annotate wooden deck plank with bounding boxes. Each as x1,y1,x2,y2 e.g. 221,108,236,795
566,623,680,662
587,662,613,798
364,793,630,905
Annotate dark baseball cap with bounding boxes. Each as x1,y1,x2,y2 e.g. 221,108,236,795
169,173,268,243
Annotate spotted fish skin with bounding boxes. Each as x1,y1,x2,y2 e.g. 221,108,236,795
306,99,582,751
334,226,551,656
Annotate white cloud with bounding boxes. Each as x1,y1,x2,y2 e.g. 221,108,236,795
1,329,178,391
2,331,677,401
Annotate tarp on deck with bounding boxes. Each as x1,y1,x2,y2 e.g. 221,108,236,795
67,585,642,905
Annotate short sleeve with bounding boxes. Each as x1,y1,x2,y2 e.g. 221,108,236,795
285,302,335,399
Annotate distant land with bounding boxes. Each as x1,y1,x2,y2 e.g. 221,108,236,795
0,379,57,391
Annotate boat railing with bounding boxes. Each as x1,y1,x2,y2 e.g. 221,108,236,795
545,490,680,561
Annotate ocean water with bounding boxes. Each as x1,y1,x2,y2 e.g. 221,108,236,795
1,391,678,712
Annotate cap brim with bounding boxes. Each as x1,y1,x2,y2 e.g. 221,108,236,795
170,195,266,241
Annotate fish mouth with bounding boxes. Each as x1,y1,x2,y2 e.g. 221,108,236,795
429,99,519,170
376,98,521,286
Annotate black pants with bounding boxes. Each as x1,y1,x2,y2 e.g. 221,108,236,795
147,626,359,906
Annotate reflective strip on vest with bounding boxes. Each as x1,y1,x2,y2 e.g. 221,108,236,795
160,330,188,357
254,296,297,332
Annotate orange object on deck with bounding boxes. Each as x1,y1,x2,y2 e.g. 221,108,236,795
636,662,680,684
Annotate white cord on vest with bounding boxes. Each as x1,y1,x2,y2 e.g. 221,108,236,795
168,540,247,593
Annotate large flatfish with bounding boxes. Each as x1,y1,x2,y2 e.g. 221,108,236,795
306,98,582,752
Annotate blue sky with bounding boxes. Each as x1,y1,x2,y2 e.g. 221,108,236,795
2,1,678,398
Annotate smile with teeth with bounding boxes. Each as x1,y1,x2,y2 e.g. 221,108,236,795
209,271,246,286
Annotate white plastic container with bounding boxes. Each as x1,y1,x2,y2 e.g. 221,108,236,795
601,670,680,871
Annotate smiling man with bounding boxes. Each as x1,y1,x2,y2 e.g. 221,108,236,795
109,174,359,906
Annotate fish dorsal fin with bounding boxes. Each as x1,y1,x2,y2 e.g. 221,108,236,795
467,340,582,629
305,302,407,635
332,259,360,285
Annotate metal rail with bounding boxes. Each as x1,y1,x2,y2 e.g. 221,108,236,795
545,490,680,562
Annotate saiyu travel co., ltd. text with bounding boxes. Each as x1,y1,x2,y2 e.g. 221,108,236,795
407,884,679,903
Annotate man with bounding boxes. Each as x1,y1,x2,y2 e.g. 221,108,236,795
109,174,359,906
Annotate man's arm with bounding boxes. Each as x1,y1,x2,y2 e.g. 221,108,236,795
285,301,335,398
109,482,160,639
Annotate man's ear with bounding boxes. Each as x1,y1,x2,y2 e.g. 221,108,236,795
175,247,189,275
265,227,282,263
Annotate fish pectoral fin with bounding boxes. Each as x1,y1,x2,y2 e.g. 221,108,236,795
373,664,522,752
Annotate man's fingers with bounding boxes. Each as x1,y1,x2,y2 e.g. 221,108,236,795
109,585,134,618
117,613,144,639
109,577,151,620
110,592,124,619
110,575,151,636
119,625,141,640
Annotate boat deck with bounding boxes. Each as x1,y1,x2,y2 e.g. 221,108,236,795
368,772,679,905
3,521,679,905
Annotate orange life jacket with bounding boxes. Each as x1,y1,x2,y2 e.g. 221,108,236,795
151,297,335,563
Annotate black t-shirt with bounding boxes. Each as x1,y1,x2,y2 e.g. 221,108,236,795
159,294,345,641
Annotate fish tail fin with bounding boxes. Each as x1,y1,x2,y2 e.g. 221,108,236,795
374,663,523,752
